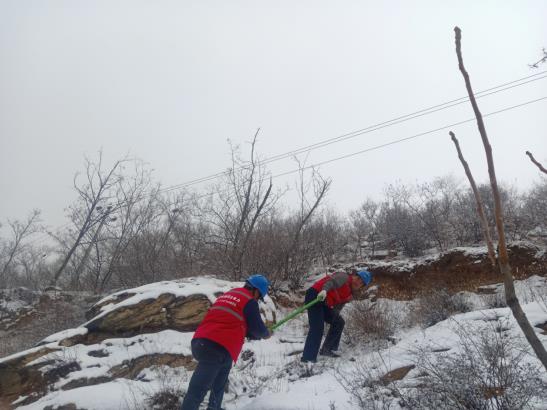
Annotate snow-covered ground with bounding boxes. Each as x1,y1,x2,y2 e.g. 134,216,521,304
5,275,547,410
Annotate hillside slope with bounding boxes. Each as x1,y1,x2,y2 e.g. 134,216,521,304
1,243,546,409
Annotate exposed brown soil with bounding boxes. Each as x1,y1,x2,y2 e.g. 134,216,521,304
366,243,546,300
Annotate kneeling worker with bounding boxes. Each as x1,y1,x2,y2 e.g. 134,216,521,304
301,270,372,363
181,274,271,410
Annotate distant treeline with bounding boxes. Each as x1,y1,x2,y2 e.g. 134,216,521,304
1,152,546,292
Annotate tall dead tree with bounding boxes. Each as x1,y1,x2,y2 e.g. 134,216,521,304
453,26,547,369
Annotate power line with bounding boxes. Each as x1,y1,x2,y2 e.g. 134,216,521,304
159,71,547,193
269,96,547,178
185,95,546,203
25,78,547,247
255,75,547,167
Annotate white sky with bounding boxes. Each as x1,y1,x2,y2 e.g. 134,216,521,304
1,1,546,234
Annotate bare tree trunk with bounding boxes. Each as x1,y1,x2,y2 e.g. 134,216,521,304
526,151,547,174
449,132,496,268
73,207,113,287
52,153,125,286
454,26,547,370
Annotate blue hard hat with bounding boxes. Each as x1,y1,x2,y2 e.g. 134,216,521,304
246,274,270,299
356,270,372,286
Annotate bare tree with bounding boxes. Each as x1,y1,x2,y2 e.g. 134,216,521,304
166,192,213,279
50,152,128,287
521,180,547,236
453,26,547,369
202,130,279,280
0,209,41,287
17,246,51,289
282,159,331,287
383,183,427,256
414,177,458,252
312,209,347,267
448,188,483,245
350,199,382,258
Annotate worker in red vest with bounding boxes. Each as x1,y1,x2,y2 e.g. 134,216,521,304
301,270,372,363
181,274,271,410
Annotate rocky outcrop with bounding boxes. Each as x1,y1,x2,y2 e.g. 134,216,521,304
85,293,210,335
109,353,196,380
84,291,136,320
0,346,62,405
0,277,245,408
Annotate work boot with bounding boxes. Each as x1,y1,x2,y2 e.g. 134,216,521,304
297,359,315,378
319,349,340,358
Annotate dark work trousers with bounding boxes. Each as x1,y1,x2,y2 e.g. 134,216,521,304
301,287,345,362
181,338,232,410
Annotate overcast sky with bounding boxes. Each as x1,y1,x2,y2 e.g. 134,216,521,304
1,1,546,237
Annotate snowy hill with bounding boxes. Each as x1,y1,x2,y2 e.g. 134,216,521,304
1,273,547,409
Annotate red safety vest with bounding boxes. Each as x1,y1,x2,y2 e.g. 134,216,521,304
311,274,354,308
193,287,253,362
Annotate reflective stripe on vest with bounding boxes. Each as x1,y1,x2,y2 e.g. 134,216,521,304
193,287,254,362
230,290,252,300
210,305,244,321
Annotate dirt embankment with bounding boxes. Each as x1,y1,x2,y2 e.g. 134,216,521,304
364,243,547,300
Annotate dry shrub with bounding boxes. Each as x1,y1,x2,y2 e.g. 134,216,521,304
484,292,508,309
124,364,187,410
403,324,546,409
334,355,403,410
147,387,183,410
337,321,546,410
410,289,472,328
344,300,399,347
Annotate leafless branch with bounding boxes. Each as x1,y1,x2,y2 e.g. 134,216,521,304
454,26,547,370
525,151,547,174
528,47,547,68
449,131,496,267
